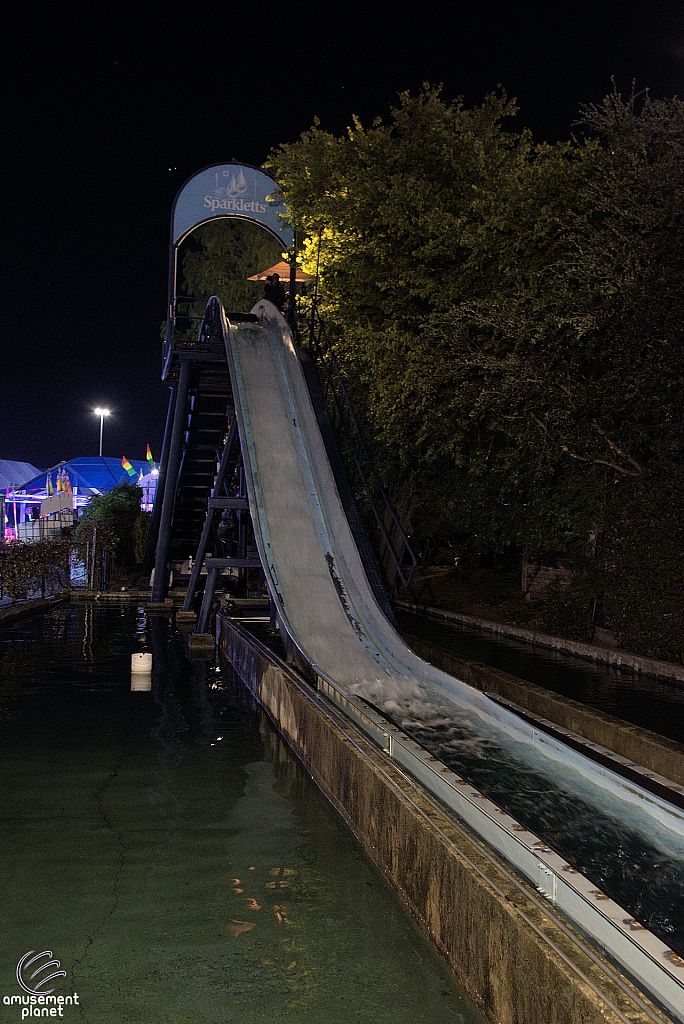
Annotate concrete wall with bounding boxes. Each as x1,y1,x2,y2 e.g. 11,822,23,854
397,599,684,684
403,633,684,789
218,614,662,1024
0,594,68,625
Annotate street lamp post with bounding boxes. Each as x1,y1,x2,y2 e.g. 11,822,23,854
94,408,110,457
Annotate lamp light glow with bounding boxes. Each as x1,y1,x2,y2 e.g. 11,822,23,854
94,408,111,457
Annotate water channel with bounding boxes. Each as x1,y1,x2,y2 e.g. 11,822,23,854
0,603,482,1024
233,618,684,961
398,610,684,746
389,615,684,957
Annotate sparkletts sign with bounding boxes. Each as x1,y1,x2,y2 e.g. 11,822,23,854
172,164,294,249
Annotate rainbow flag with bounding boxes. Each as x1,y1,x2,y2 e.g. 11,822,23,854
122,456,136,478
146,444,154,468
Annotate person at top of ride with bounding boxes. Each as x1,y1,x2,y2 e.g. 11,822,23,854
262,272,286,312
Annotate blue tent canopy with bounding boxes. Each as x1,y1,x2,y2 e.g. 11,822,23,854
0,460,40,491
19,457,150,496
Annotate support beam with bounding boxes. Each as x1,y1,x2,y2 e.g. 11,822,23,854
204,557,262,569
288,250,297,330
237,467,249,588
197,567,219,634
143,386,175,572
150,359,192,602
207,497,250,510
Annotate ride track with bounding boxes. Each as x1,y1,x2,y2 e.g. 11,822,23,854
222,298,684,1022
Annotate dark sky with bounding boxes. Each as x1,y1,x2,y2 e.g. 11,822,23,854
3,1,684,469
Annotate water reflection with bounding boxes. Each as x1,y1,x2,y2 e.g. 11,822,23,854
0,604,481,1024
131,673,152,691
222,763,303,939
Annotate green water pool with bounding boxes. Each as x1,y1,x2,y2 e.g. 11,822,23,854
0,603,483,1024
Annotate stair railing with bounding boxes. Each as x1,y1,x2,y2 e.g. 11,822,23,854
305,303,416,592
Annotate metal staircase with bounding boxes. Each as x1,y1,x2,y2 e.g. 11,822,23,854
148,296,415,633
167,387,233,563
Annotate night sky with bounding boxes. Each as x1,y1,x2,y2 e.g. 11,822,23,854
3,1,684,470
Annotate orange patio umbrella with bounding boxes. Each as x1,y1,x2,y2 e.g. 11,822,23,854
248,261,313,282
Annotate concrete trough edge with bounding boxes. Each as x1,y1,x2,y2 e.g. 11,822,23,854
316,686,684,1024
218,612,675,1024
396,600,684,685
0,593,69,625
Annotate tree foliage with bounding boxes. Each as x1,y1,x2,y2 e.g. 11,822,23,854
269,86,542,327
0,540,70,603
181,219,284,324
73,483,146,565
270,84,684,658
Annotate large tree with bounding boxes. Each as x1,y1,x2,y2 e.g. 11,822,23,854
270,85,684,658
268,85,599,540
270,86,539,328
180,219,284,325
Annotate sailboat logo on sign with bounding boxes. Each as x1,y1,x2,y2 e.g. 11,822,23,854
225,168,248,198
211,167,249,197
203,166,269,215
210,168,249,199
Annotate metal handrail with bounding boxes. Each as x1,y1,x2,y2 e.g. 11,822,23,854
163,296,226,376
305,303,417,591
